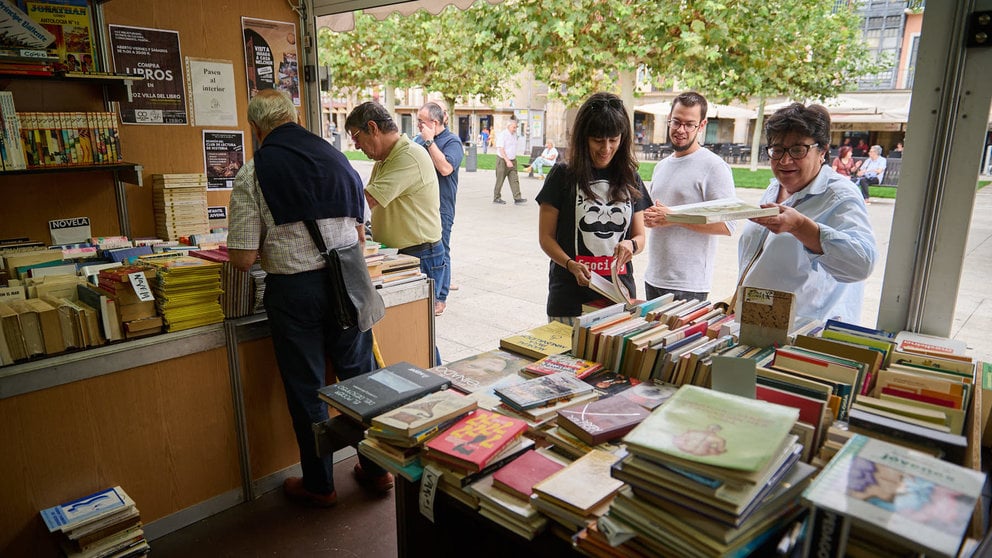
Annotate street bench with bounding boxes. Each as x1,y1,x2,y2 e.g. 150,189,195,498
852,157,902,186
524,146,567,177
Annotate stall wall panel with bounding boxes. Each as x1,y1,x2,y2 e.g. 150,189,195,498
0,348,239,556
238,336,299,479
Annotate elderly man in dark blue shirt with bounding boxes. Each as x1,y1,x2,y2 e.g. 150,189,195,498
415,101,464,316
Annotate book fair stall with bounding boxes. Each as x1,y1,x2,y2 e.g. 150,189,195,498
2,1,991,557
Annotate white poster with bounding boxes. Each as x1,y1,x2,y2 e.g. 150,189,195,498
186,58,238,127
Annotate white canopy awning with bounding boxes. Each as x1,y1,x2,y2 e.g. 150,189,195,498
634,101,755,120
317,0,499,31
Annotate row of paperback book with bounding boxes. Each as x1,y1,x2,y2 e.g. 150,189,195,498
40,485,149,558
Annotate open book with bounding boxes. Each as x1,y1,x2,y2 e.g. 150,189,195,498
588,257,630,305
666,197,779,224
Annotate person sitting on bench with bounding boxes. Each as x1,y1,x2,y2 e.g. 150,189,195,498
524,140,559,178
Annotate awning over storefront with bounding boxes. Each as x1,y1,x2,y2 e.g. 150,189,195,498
634,101,756,120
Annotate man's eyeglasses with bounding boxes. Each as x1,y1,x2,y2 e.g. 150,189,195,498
766,143,819,160
668,119,700,132
589,98,624,111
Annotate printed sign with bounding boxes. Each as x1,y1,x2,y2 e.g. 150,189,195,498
241,17,299,105
109,25,187,125
186,58,238,127
202,130,244,189
128,271,155,302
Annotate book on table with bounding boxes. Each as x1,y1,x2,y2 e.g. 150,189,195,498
425,436,537,489
521,353,603,380
556,394,650,446
531,448,625,518
499,320,572,360
622,385,799,475
587,257,631,306
491,448,567,501
468,474,549,541
494,370,595,411
428,349,534,394
664,197,780,224
802,433,985,558
369,389,476,438
317,361,450,424
423,408,528,472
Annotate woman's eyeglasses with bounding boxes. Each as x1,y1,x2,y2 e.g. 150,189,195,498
767,143,819,160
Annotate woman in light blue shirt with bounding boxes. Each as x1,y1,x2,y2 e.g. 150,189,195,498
737,103,877,323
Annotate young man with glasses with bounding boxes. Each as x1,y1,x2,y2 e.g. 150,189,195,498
642,91,736,302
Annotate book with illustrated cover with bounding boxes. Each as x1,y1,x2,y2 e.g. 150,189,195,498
40,486,135,533
802,434,985,558
317,362,450,424
499,321,572,360
532,448,624,516
665,197,779,224
585,370,641,397
522,353,603,379
25,1,96,73
0,0,54,48
491,449,566,500
615,378,677,410
556,394,650,445
429,349,533,394
623,385,799,473
369,389,476,437
424,409,528,472
495,371,595,411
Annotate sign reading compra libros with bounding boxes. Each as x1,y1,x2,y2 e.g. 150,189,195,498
108,25,188,125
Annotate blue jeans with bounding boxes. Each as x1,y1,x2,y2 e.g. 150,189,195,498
531,157,555,175
438,211,454,303
402,241,445,364
264,269,385,494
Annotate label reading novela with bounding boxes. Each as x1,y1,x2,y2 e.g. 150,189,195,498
128,271,155,302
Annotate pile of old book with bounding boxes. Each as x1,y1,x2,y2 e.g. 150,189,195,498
189,247,262,318
96,266,161,339
600,385,814,558
140,254,224,332
40,485,148,558
152,174,209,241
373,250,423,288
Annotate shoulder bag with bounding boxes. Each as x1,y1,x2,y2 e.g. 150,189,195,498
304,220,385,331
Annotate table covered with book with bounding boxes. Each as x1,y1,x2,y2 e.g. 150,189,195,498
320,289,990,558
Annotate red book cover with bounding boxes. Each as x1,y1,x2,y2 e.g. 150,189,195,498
755,384,827,430
556,395,650,445
492,449,565,500
424,409,528,472
523,354,603,380
879,386,959,409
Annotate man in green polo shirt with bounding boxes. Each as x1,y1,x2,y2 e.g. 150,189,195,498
346,102,443,360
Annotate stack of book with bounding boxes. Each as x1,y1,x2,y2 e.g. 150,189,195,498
0,47,57,77
521,353,603,380
141,255,224,332
556,394,650,446
40,486,148,558
189,247,259,318
152,174,209,240
375,252,423,288
493,371,598,428
421,409,533,507
606,385,810,557
530,448,625,531
466,449,567,540
318,362,450,425
803,434,985,558
96,266,161,338
1,90,26,170
358,389,477,482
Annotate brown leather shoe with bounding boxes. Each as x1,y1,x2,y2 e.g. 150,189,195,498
434,301,446,316
283,476,337,508
353,463,394,494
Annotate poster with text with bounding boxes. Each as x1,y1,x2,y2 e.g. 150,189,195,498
203,130,244,190
241,17,299,105
186,58,238,127
108,25,187,124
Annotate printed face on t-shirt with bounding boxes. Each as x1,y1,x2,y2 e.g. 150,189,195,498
576,180,630,256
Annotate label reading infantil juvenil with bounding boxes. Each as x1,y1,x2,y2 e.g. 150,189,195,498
128,271,155,302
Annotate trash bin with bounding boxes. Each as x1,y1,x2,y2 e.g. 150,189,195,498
465,142,477,173
333,132,342,152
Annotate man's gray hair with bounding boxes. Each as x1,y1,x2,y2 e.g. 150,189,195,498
247,89,297,134
870,145,883,155
422,101,446,126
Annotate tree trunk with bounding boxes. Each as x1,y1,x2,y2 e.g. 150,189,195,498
749,95,766,172
618,68,636,130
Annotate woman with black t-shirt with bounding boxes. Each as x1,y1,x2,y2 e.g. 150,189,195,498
536,92,651,323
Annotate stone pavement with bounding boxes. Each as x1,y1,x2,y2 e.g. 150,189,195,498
350,160,992,365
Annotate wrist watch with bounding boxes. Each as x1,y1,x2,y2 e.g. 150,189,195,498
423,139,434,149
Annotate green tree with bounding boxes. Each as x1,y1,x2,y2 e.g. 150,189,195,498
659,1,883,169
318,4,522,115
492,0,672,111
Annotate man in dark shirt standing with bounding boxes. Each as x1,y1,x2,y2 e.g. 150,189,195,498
229,90,392,508
415,101,463,316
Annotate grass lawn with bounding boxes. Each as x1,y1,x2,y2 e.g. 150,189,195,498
344,150,989,197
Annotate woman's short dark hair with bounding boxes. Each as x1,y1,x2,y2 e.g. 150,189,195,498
345,101,399,134
765,103,832,165
567,92,640,203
